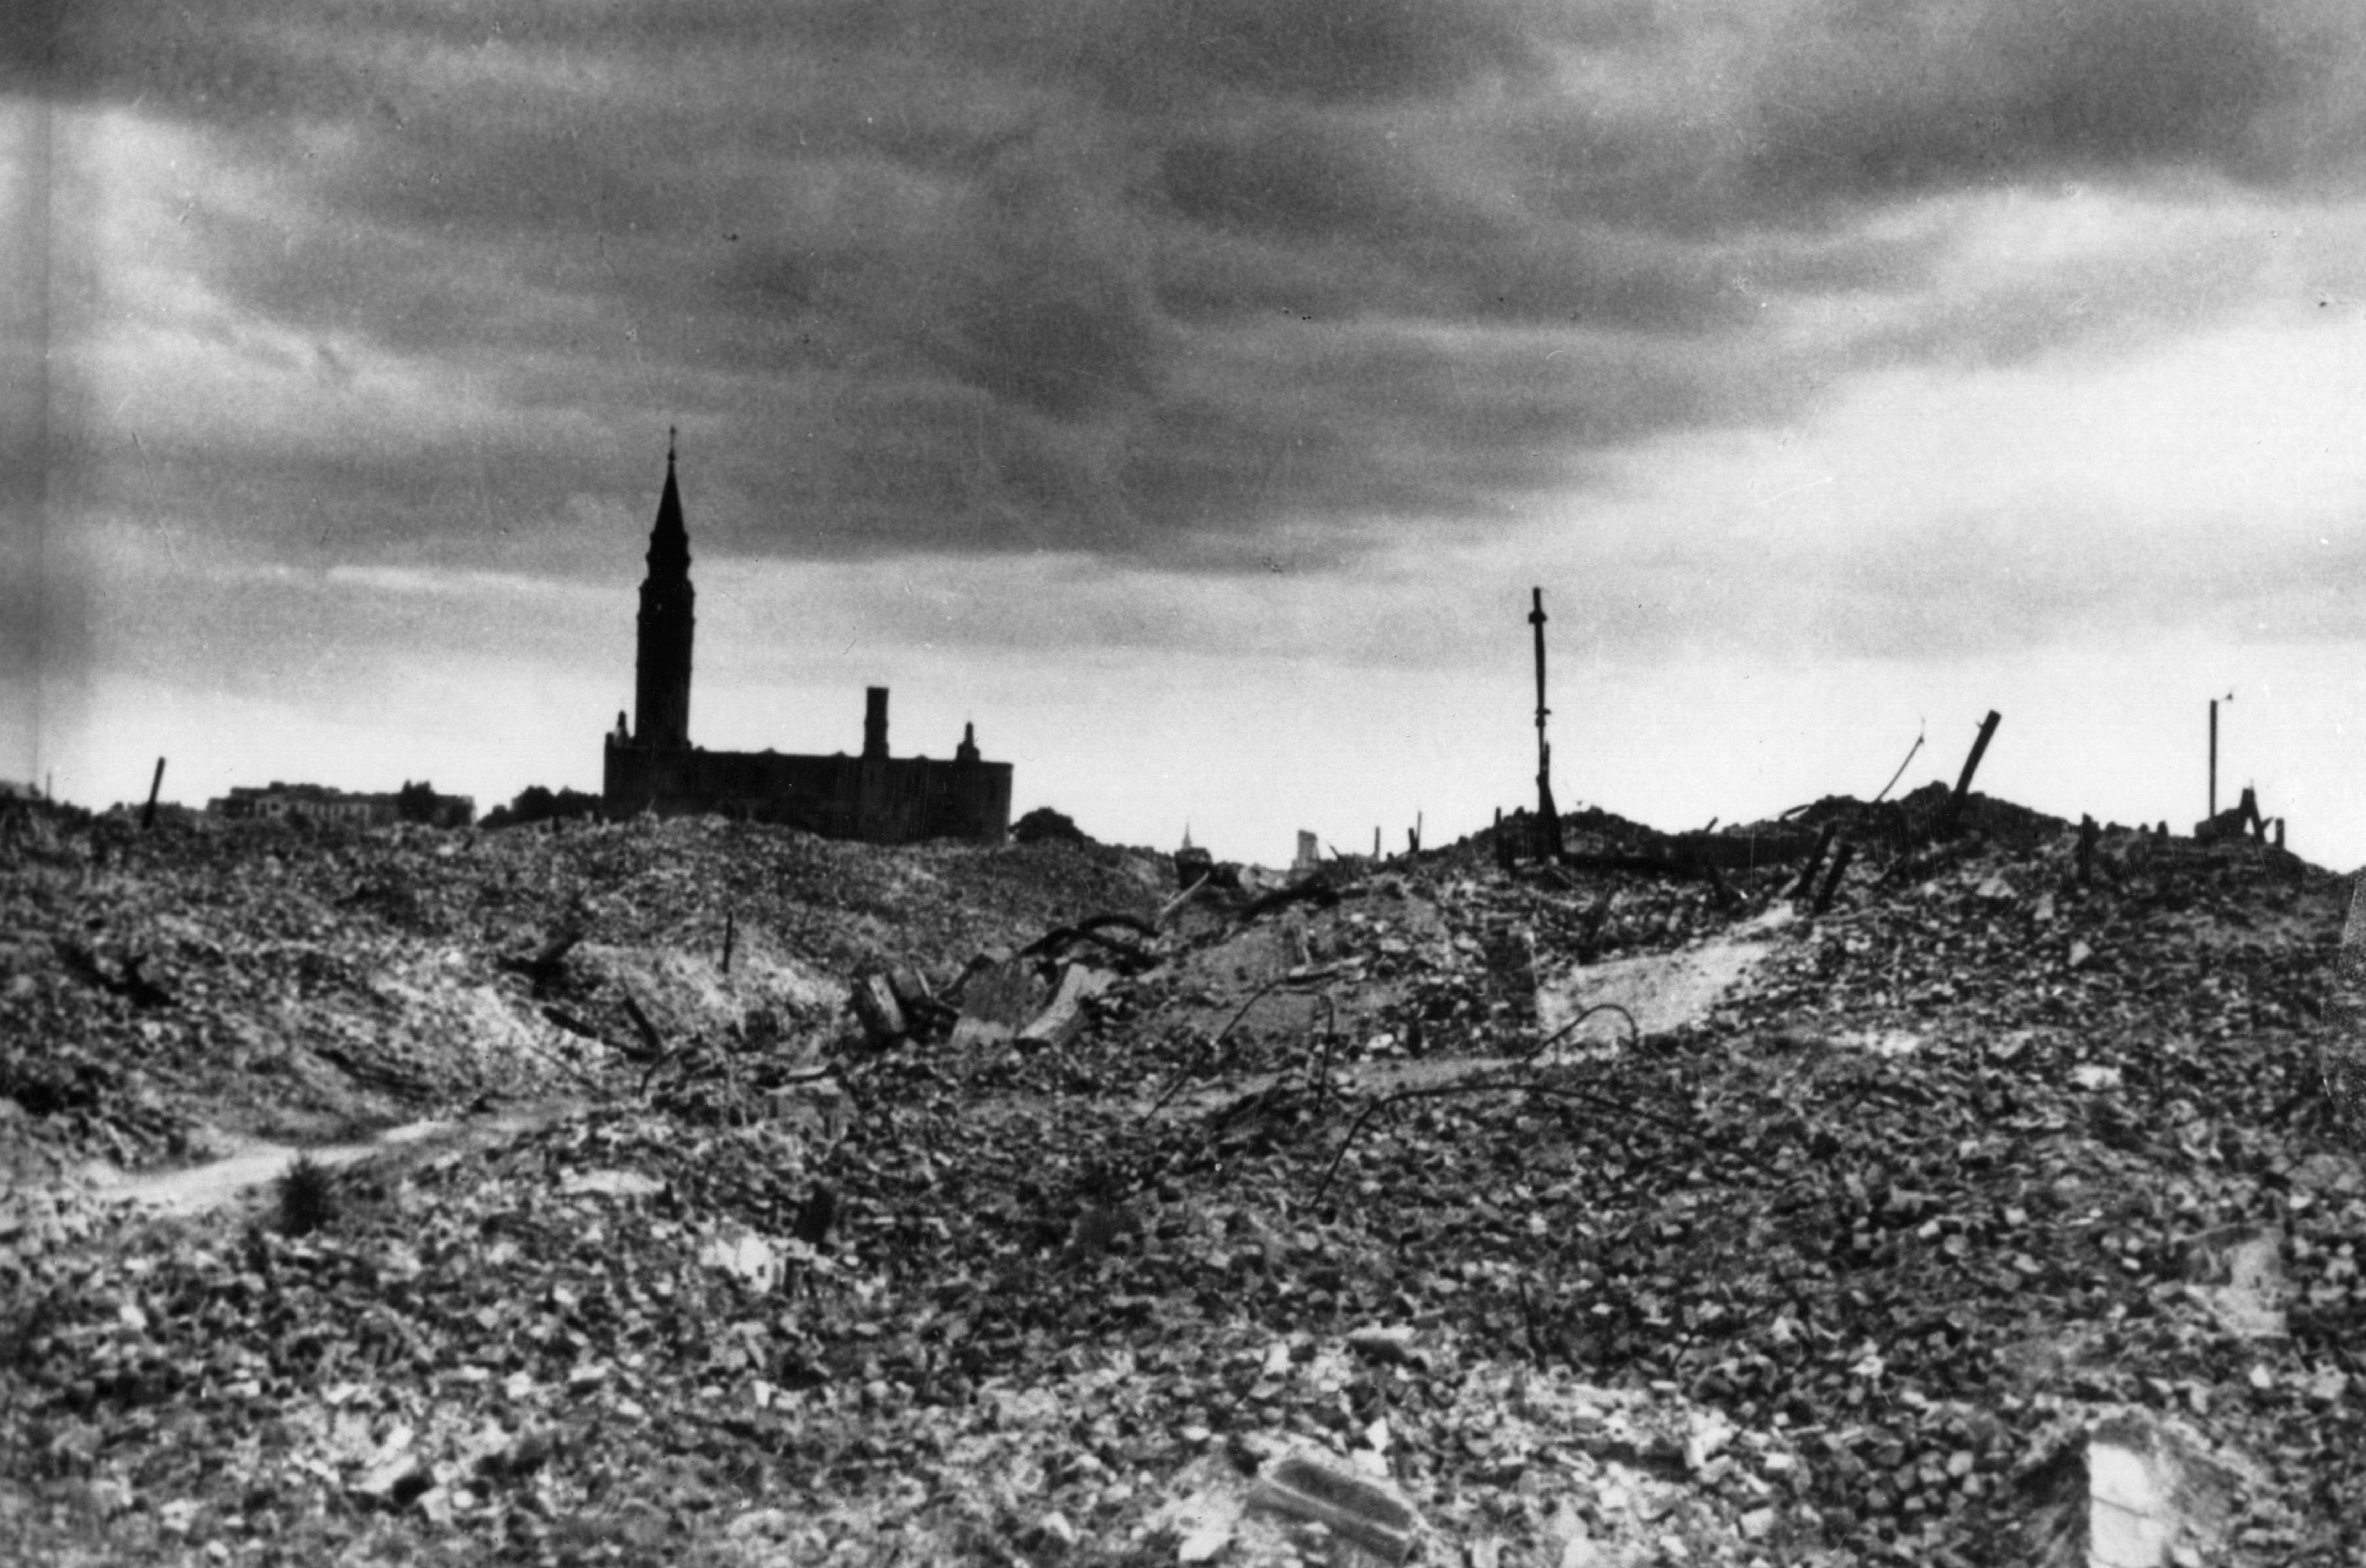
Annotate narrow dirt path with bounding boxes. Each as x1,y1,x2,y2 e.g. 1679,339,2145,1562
94,1100,586,1220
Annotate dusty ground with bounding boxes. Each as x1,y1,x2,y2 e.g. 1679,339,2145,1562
1,802,2361,1567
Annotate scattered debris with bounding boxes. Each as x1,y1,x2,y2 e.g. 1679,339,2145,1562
1,795,2358,1566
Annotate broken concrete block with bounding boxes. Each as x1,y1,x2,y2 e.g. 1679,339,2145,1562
886,966,933,1014
850,973,905,1042
1144,1456,1245,1564
947,1015,1014,1051
2022,1412,2253,1568
1018,965,1113,1047
1246,1447,1423,1563
956,955,1050,1028
2183,1225,2288,1340
699,1230,785,1292
351,1438,432,1510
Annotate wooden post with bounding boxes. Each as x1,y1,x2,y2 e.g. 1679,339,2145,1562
2208,699,2218,822
1789,820,1836,899
1814,841,1857,915
141,758,166,831
721,910,736,975
2077,814,2099,887
1939,711,2001,834
1699,855,1738,914
1951,711,2001,809
1529,588,1562,862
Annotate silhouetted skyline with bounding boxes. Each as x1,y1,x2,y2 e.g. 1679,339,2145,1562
11,2,2366,862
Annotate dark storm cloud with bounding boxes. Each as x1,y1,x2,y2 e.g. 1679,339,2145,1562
29,0,2366,574
1741,0,2322,211
1073,0,1541,107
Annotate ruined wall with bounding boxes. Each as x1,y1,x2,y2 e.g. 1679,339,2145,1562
602,739,1011,844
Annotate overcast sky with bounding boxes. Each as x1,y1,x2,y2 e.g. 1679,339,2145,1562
9,0,2366,864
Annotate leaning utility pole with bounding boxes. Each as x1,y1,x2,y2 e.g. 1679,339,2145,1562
1529,587,1561,861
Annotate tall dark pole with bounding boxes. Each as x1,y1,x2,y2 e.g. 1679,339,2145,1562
1529,588,1560,860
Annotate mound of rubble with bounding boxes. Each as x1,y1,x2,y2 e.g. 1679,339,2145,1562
2,794,2361,1566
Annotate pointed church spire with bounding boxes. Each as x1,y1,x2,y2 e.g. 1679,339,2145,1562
632,434,697,750
647,428,690,578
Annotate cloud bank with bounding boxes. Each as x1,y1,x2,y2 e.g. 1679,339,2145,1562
22,0,2365,584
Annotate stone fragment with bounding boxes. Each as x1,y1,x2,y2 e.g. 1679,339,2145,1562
2183,1226,2287,1341
1018,965,1114,1046
956,952,1049,1027
886,966,932,1011
1246,1448,1423,1563
851,973,904,1041
699,1231,785,1292
2022,1412,2254,1568
947,1015,1014,1050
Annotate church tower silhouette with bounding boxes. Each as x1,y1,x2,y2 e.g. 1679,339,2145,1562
632,431,694,749
602,431,1012,841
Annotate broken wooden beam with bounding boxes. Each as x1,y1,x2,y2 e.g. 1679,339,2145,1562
1941,710,2002,832
1789,819,1838,899
1249,1449,1424,1563
499,921,585,991
1156,875,1212,928
620,992,666,1059
141,757,166,831
1813,840,1857,915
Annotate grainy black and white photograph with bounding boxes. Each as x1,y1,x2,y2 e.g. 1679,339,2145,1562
6,1,2366,1562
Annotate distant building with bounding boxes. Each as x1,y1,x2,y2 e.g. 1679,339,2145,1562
600,440,1013,843
207,782,474,829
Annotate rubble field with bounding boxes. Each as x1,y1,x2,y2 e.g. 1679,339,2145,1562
1,794,2361,1566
